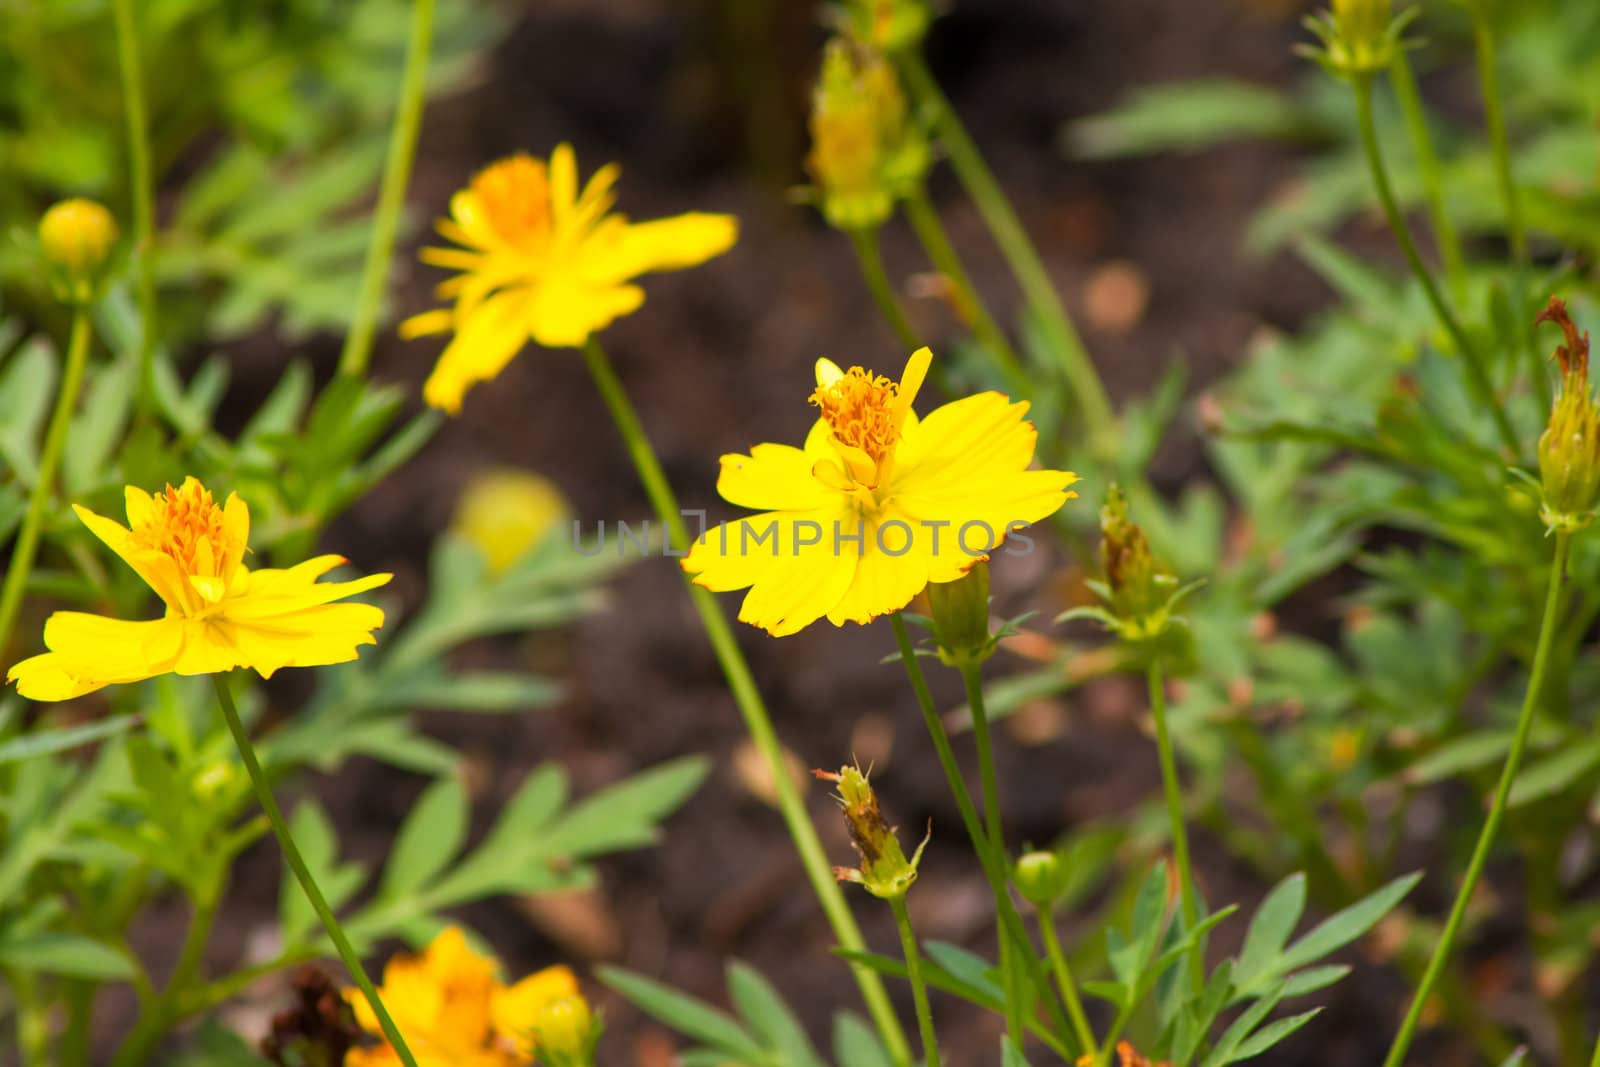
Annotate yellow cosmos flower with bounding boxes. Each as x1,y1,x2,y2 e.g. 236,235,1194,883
6,478,389,701
347,926,580,1067
401,144,739,413
682,347,1078,636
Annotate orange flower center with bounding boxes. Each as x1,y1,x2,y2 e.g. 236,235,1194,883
471,155,553,248
128,480,230,578
810,367,902,462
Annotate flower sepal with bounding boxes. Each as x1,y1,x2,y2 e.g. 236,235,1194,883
1297,0,1419,81
816,764,928,901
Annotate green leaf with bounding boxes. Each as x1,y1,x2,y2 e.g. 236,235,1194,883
1065,79,1311,159
1230,1008,1322,1061
379,777,469,900
0,932,134,980
832,1013,893,1067
0,717,137,766
1234,873,1307,989
599,966,767,1061
1277,872,1421,974
1001,1036,1032,1067
539,756,709,859
279,800,367,946
727,961,824,1067
1508,736,1600,808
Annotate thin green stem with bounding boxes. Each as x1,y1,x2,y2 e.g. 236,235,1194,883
1388,51,1465,297
109,881,223,1067
338,0,436,378
1148,661,1201,990
849,227,920,352
60,979,95,1067
211,676,420,1067
8,967,48,1067
902,186,1029,392
889,614,1080,1055
112,0,156,416
1589,1021,1600,1067
890,894,940,1067
1352,76,1519,456
959,662,1023,1043
1380,531,1570,1067
0,310,92,657
1037,906,1097,1054
1472,13,1544,408
894,49,1114,450
579,338,913,1066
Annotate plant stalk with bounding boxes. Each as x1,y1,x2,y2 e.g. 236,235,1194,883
1388,50,1465,298
339,0,437,378
1148,660,1202,990
1351,75,1518,455
212,676,420,1067
890,894,941,1067
894,49,1114,450
1038,906,1097,1054
849,226,921,352
1379,531,1570,1067
0,310,93,657
111,0,156,416
579,338,914,1066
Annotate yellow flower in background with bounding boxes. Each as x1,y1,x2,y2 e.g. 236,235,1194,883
683,347,1078,636
347,926,582,1067
402,144,739,413
6,478,389,701
451,468,571,574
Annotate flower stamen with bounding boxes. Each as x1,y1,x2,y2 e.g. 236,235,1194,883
810,367,902,463
471,155,553,249
129,481,231,580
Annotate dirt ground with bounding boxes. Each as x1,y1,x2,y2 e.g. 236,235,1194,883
123,0,1464,1064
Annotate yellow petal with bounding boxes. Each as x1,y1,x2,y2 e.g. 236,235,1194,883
584,212,738,283
9,614,186,700
683,509,858,636
73,504,192,614
715,443,825,511
549,143,579,215
400,308,455,340
526,279,643,349
422,290,535,413
815,358,845,388
823,511,931,626
894,346,933,426
492,965,580,1040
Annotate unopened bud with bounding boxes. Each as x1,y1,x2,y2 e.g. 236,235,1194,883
841,0,929,52
451,468,571,575
1300,0,1409,80
1101,486,1164,624
535,993,599,1067
815,764,927,900
928,561,993,668
39,199,118,301
806,38,930,232
1536,297,1600,532
1014,850,1068,909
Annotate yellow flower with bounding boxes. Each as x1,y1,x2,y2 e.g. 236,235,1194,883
401,144,739,413
682,347,1078,635
492,968,592,1063
451,468,571,575
39,198,118,277
6,477,389,701
346,926,580,1067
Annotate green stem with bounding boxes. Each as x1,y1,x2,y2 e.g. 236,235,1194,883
902,186,1029,392
211,676,420,1067
1388,50,1465,298
849,227,921,352
108,881,223,1067
1351,76,1519,456
1037,906,1097,1054
894,49,1114,450
60,979,95,1067
1589,1021,1600,1067
890,894,940,1067
1471,12,1544,408
0,310,92,657
9,967,49,1067
1380,531,1570,1067
889,614,1079,1055
579,339,913,1066
1148,661,1201,990
338,0,436,379
112,0,156,416
959,661,1023,1044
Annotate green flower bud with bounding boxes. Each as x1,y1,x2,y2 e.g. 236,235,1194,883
839,0,929,52
816,764,928,900
536,993,600,1067
39,198,118,303
928,560,994,668
1014,850,1068,909
806,39,930,232
1300,0,1411,80
1536,297,1600,532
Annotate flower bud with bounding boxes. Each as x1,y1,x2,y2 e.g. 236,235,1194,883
451,468,571,574
840,0,929,52
816,764,927,900
1101,486,1165,625
535,993,599,1067
1300,0,1409,80
39,199,118,301
928,560,993,667
1014,850,1068,909
806,38,930,232
1536,297,1600,532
